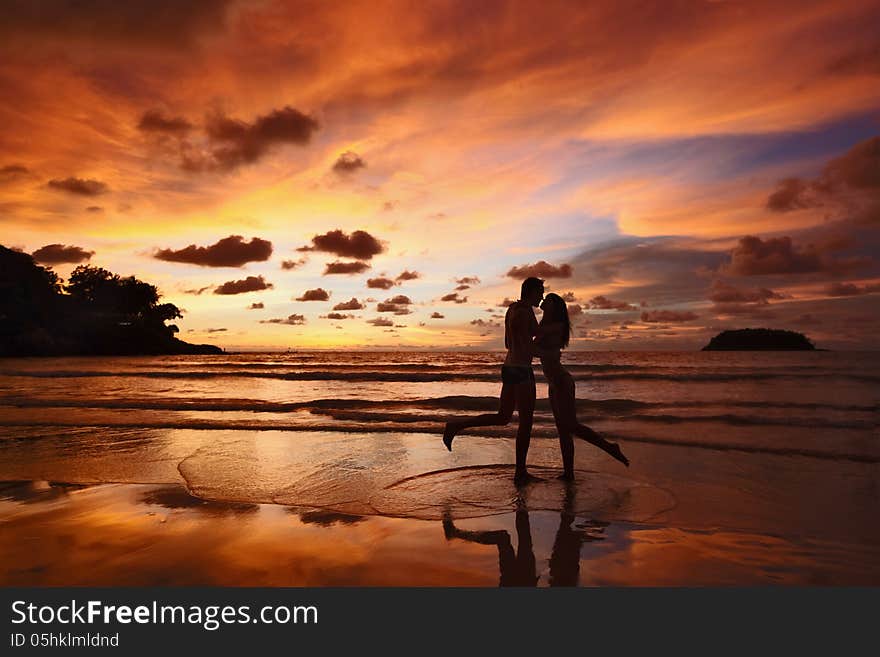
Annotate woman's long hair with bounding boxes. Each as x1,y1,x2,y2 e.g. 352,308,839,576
540,293,571,349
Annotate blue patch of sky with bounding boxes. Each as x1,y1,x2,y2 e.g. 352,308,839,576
529,110,879,200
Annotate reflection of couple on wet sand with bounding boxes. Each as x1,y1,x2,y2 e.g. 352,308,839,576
443,276,629,484
442,485,606,586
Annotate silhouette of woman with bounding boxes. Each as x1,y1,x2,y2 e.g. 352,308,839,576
535,293,629,479
549,483,607,586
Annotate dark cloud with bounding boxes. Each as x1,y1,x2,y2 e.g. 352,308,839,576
332,151,366,175
281,258,307,270
367,317,394,327
441,292,468,303
31,243,94,264
367,277,395,289
640,310,699,323
85,205,103,213
766,136,880,215
497,297,515,307
182,285,212,295
333,298,365,311
189,106,319,171
296,288,330,301
323,312,354,320
47,177,107,196
0,164,31,182
470,318,500,327
204,328,227,333
214,275,273,295
708,281,781,315
154,235,272,267
298,229,385,260
823,135,880,192
395,270,421,282
455,284,470,291
708,280,784,304
710,302,776,317
721,235,864,276
138,110,193,134
248,302,264,309
0,0,232,49
324,260,371,275
826,281,880,296
766,178,818,212
430,312,445,319
506,260,572,279
260,314,306,325
587,295,637,311
455,276,481,285
377,295,413,314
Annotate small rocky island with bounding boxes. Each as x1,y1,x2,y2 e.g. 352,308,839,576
0,245,222,357
702,328,816,351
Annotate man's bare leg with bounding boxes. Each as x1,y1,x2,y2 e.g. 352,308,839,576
443,383,515,451
513,379,539,484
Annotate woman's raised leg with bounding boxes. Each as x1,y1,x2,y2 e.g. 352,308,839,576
555,375,629,467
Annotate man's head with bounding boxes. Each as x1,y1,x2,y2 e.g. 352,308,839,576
520,277,544,307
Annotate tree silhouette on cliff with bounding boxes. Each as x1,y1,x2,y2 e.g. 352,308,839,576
0,245,220,356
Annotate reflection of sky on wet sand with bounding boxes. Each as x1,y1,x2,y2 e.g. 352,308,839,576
1,482,877,586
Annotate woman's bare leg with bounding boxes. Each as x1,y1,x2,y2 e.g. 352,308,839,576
549,384,574,479
443,382,516,451
555,376,629,467
569,423,629,467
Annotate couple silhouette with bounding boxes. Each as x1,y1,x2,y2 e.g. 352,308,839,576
442,485,607,586
443,277,629,483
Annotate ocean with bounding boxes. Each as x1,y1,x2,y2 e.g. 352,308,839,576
0,350,876,459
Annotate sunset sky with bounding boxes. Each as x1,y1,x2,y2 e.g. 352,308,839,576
2,0,879,349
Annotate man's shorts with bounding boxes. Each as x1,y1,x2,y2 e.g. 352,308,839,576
500,364,535,385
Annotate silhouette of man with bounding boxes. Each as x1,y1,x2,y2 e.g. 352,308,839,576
443,503,538,587
443,277,544,483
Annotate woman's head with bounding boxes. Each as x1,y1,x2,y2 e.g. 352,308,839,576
539,292,571,349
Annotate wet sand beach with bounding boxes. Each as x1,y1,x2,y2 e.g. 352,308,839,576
1,352,878,586
1,432,878,586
